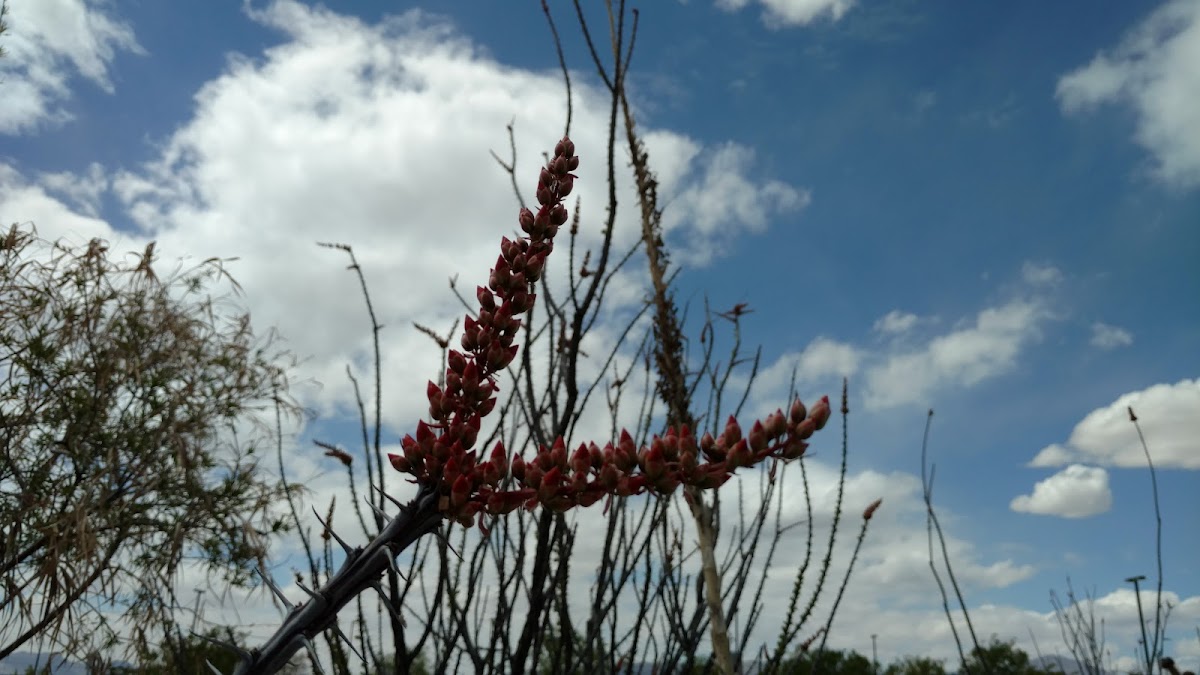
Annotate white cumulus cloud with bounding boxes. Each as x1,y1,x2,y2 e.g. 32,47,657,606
0,163,116,242
1090,321,1134,349
752,336,860,403
1021,261,1063,286
663,141,810,265
1029,379,1200,469
715,0,855,27
873,309,918,334
1011,464,1113,518
0,0,142,133
864,299,1048,409
1056,0,1200,188
55,0,806,424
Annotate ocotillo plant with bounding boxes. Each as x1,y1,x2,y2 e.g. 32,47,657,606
215,136,838,674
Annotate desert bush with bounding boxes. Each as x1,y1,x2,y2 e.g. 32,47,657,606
0,226,300,663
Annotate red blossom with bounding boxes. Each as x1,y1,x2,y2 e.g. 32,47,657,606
386,136,834,529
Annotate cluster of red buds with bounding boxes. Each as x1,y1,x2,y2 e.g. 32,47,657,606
387,137,834,529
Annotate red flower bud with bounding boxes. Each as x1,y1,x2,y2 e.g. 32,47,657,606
447,350,467,375
427,378,443,401
445,370,462,395
388,453,411,473
509,252,526,275
476,285,496,311
519,207,535,233
555,137,575,158
863,498,882,521
460,420,479,450
443,455,460,486
550,204,568,226
535,446,554,471
525,464,543,489
549,436,568,469
489,257,512,294
481,460,500,486
416,420,435,450
599,463,619,491
550,156,567,177
748,420,767,452
486,343,518,370
664,432,681,460
700,431,722,461
765,410,787,438
792,417,816,440
461,360,480,396
478,395,497,416
570,444,591,476
680,447,698,473
790,398,807,425
431,438,450,462
526,254,545,281
726,439,751,469
400,434,423,465
540,466,563,501
642,444,666,480
489,441,508,476
534,205,551,231
722,416,742,445
618,429,637,458
589,442,604,469
508,271,527,293
461,316,480,351
649,435,665,462
510,453,525,481
810,396,832,430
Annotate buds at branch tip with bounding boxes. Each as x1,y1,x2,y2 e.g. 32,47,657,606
790,399,807,424
381,136,834,530
723,416,742,445
549,436,568,469
489,441,508,475
863,498,883,520
748,420,767,452
570,444,591,475
810,395,832,430
451,475,471,508
387,453,411,473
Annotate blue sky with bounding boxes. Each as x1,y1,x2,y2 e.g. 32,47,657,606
1,0,1197,671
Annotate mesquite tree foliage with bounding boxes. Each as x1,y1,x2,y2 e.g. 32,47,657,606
0,227,299,663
